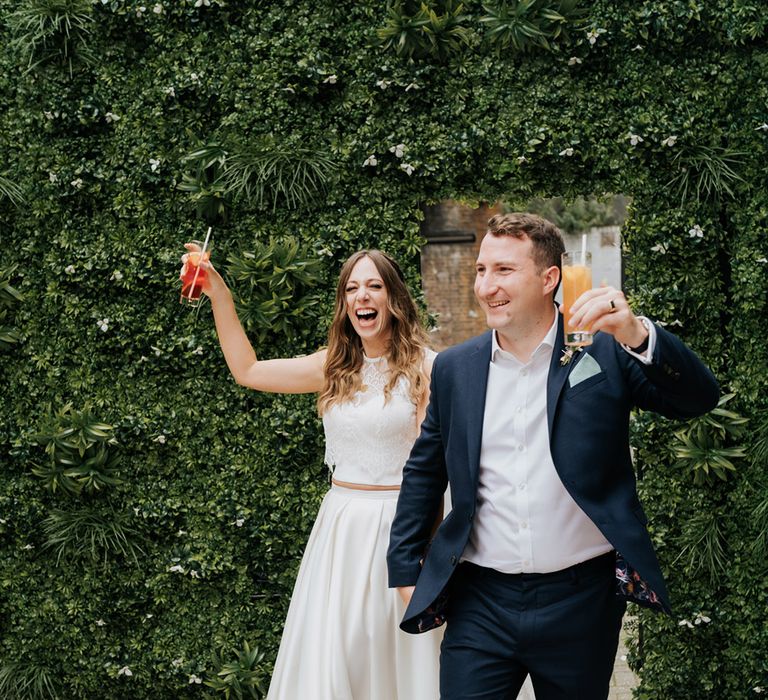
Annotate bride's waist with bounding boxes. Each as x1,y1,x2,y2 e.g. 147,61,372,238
331,477,400,491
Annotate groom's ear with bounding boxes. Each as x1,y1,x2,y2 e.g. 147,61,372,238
542,265,560,297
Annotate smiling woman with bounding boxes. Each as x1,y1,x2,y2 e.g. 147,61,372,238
179,241,442,699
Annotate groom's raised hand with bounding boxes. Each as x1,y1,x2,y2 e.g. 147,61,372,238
567,286,649,349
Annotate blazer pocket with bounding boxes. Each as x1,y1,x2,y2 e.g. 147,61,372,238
563,372,607,399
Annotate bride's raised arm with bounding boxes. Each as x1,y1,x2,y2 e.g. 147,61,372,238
182,242,326,394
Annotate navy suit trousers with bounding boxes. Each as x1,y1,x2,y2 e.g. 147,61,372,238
440,552,626,700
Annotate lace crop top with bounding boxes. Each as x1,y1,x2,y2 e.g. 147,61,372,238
323,351,435,486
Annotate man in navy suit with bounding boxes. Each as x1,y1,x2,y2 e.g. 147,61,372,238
387,213,719,699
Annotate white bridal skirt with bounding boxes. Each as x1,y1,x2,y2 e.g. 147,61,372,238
267,485,443,700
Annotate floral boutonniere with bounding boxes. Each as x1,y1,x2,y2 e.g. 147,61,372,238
559,346,584,366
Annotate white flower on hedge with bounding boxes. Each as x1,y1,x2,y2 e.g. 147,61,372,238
163,86,176,97
632,44,643,51
136,5,146,15
110,270,124,281
191,346,204,355
389,143,406,158
400,163,415,176
650,242,669,254
627,133,644,146
172,658,184,668
323,74,337,85
177,529,187,536
153,3,163,13
693,613,711,625
567,57,582,66
190,570,200,579
363,155,377,167
71,178,84,189
105,112,120,123
189,675,203,684
97,318,110,332
151,345,162,356
587,29,605,45
376,78,392,89
754,687,765,694
23,544,34,550
153,434,167,444
559,147,574,157
194,0,210,6
235,518,245,527
169,564,185,574
96,619,106,626
405,82,420,91
44,110,55,120
678,619,694,629
661,135,677,147
149,158,160,172
757,257,768,263
65,264,76,274
688,224,704,239
49,172,58,183
755,123,768,132
118,666,133,677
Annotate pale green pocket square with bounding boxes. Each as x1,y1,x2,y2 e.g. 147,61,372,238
568,353,603,387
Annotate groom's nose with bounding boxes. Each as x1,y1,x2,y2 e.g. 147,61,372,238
475,274,496,299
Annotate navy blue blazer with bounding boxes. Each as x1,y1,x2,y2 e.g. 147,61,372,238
387,316,719,634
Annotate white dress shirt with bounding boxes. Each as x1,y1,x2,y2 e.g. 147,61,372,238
462,309,655,574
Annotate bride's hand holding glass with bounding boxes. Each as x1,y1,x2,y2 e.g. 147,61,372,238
179,241,229,304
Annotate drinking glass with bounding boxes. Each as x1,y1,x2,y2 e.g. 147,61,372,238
561,250,593,346
180,239,210,307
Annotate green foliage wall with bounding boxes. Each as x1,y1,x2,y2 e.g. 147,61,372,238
1,0,766,697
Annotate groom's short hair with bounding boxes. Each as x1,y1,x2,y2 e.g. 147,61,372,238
486,212,565,273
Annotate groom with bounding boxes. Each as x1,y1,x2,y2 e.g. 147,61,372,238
387,213,719,699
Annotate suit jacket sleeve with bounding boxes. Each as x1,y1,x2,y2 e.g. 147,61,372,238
623,322,719,417
387,359,448,588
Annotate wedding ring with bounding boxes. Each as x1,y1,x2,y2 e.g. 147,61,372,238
609,299,617,312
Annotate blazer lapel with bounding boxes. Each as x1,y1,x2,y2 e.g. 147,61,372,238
546,313,571,436
465,332,492,486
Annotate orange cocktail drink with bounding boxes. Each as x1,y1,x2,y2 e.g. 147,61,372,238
180,241,210,306
561,250,593,346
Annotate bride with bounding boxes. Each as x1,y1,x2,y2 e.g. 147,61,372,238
182,245,443,699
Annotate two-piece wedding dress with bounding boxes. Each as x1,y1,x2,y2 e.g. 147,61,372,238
267,353,443,700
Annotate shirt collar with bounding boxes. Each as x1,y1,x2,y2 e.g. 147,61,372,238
491,306,560,364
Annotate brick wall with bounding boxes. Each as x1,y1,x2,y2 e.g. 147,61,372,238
420,201,501,350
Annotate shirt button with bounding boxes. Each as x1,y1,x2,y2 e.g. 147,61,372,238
518,445,525,452
523,559,530,567
521,521,528,529
521,369,528,376
519,483,526,491
516,407,523,413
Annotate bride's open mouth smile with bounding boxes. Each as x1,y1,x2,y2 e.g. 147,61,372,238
355,308,379,328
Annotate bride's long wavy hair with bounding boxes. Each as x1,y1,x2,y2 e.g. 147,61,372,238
318,250,430,415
